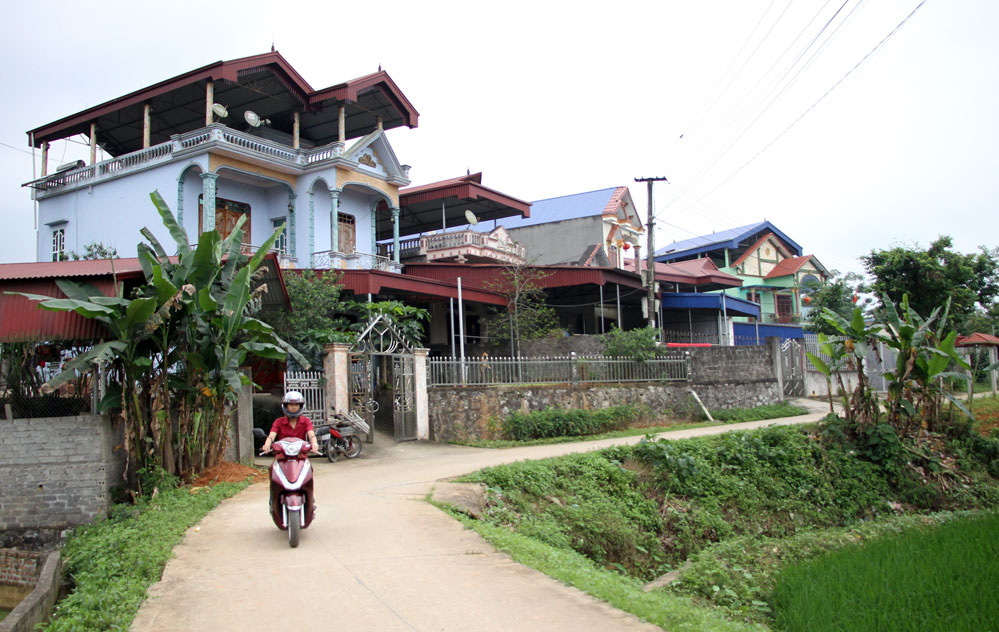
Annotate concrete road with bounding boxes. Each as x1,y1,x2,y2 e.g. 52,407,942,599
130,399,829,631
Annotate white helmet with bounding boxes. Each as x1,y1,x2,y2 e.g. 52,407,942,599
282,391,305,418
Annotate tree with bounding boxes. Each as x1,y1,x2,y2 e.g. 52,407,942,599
15,191,304,489
71,242,118,260
482,263,559,354
862,236,999,333
802,271,869,335
261,270,352,368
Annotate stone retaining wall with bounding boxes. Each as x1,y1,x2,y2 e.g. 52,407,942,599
429,344,780,442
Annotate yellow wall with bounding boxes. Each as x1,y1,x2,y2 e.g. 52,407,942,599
336,168,399,206
209,155,297,189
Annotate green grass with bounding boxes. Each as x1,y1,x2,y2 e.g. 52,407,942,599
438,505,765,632
0,608,9,621
771,511,999,632
454,402,811,448
708,402,808,423
42,480,250,631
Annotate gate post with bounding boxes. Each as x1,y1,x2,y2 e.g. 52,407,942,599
413,348,429,440
323,343,351,416
767,336,785,402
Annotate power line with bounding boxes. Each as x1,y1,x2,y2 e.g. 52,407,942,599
680,0,929,213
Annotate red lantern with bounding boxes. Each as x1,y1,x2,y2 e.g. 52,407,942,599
802,295,811,304
623,242,631,250
852,293,859,303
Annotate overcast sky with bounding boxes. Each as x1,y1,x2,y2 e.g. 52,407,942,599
1,0,995,278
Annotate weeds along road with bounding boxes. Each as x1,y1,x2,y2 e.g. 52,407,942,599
129,399,828,632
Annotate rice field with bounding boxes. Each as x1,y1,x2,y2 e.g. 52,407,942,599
771,511,999,632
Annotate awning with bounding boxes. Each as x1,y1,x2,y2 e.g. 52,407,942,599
661,292,761,319
335,270,508,306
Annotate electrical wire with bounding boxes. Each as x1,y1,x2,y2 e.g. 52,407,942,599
678,0,929,214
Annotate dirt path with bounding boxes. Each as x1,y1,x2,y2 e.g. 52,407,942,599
129,399,829,631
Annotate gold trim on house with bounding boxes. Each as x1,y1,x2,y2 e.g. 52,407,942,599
209,155,298,189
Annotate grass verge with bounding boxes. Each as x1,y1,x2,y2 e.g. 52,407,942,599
435,503,765,632
771,510,999,631
454,402,811,448
41,480,250,631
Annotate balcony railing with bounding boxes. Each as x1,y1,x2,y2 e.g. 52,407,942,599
26,125,372,197
240,244,297,268
378,229,526,263
311,250,402,273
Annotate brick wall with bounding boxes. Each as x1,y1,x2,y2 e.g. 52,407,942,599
0,415,124,532
0,550,40,587
428,344,780,442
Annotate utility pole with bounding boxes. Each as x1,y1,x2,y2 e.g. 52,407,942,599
635,176,668,330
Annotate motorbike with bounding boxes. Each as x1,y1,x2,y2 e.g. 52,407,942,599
315,423,363,462
261,438,316,547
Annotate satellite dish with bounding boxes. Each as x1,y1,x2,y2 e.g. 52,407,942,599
464,209,479,226
211,103,229,119
244,110,271,127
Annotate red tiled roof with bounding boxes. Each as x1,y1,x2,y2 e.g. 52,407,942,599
956,332,999,347
764,255,814,279
623,258,742,287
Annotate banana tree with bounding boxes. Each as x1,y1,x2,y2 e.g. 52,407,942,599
10,191,306,487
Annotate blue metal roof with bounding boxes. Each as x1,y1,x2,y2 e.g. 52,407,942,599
662,292,761,318
654,221,803,261
732,321,804,344
494,187,618,229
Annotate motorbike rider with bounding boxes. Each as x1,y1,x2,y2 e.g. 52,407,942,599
261,391,320,454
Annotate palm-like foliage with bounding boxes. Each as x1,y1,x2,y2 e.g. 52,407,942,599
11,191,305,488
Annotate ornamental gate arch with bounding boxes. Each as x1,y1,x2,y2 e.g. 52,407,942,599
349,315,419,441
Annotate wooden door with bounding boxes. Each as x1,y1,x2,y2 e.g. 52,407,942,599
338,213,356,254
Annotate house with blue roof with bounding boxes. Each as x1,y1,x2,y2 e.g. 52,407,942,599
655,221,829,341
494,186,645,268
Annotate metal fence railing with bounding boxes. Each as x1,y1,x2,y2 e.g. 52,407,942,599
428,353,690,387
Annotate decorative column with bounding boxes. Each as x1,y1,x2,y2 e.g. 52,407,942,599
200,172,219,233
329,188,340,253
413,348,429,440
89,123,97,165
338,105,346,143
176,175,185,225
391,206,401,263
40,142,49,177
308,190,315,262
287,193,297,262
293,111,300,149
370,202,377,255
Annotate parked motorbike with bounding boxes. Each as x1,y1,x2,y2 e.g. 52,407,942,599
261,438,316,547
315,423,362,462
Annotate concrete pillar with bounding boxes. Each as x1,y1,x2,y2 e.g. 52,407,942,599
323,343,351,417
338,105,346,143
143,103,151,149
308,190,315,262
226,368,254,465
293,111,300,149
200,172,219,233
205,80,214,126
287,193,297,261
767,336,784,402
330,188,341,253
391,207,401,263
370,202,378,255
41,142,49,177
89,122,97,165
413,348,429,440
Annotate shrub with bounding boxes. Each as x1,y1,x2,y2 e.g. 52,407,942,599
501,405,645,440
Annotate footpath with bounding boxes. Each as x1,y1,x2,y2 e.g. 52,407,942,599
129,398,830,631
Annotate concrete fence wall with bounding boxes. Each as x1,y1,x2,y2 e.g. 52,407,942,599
428,344,780,442
0,415,124,535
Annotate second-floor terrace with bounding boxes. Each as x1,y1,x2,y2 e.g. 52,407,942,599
378,228,526,265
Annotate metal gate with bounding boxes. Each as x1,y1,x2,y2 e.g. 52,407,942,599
392,355,417,440
284,370,326,422
781,339,806,397
350,315,417,441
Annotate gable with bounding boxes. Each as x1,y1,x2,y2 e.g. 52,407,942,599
343,129,408,182
733,235,793,277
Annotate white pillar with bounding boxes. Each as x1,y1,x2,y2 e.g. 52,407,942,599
414,348,429,440
89,123,97,165
293,111,300,149
205,80,214,126
324,343,352,416
330,188,340,253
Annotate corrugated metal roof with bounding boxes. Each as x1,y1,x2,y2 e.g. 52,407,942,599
335,270,508,305
402,263,644,292
494,187,620,230
655,221,803,261
0,278,116,342
0,258,146,281
662,293,760,318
